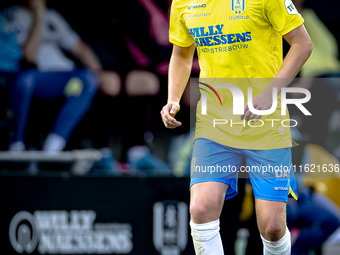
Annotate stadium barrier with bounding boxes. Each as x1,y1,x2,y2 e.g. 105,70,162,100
0,175,193,255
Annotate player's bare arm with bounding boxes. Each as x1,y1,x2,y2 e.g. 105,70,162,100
242,24,313,121
70,40,103,71
22,0,45,63
161,43,195,129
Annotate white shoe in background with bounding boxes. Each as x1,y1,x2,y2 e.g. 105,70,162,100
9,141,26,152
42,133,66,152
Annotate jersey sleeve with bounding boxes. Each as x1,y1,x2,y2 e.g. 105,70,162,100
169,1,195,47
264,0,304,36
49,10,80,50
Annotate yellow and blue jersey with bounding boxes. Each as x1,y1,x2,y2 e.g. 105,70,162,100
169,0,304,150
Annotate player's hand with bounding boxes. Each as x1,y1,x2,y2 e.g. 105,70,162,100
241,90,274,121
161,102,182,129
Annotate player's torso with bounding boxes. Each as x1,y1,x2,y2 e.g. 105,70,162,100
12,8,63,44
176,0,281,78
11,7,75,71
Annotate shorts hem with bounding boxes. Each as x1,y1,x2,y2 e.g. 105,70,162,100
190,178,238,200
253,193,288,203
194,137,292,151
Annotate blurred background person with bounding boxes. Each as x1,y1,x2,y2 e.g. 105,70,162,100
0,10,22,151
5,0,120,154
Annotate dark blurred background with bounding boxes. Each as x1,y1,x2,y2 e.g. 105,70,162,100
1,0,340,254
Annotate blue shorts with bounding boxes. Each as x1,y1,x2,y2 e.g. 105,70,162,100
190,138,298,202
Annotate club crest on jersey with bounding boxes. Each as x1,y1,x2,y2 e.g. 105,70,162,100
231,0,246,15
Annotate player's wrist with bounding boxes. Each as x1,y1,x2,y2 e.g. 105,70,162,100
263,84,283,98
167,98,180,105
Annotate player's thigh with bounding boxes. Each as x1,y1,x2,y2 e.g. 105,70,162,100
255,198,286,240
33,71,79,98
189,138,242,222
245,147,296,203
245,148,292,240
190,181,229,208
190,138,242,200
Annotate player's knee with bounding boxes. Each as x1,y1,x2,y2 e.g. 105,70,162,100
263,223,285,241
14,70,36,92
190,203,210,223
76,70,98,96
83,70,99,93
190,196,223,224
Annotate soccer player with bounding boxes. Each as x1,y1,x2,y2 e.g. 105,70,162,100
161,0,312,254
